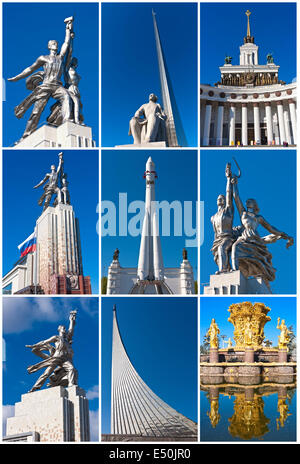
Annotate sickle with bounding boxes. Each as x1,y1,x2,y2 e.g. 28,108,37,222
232,157,241,178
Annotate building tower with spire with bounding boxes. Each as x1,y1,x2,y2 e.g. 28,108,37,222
3,152,92,295
102,305,198,441
200,9,297,147
106,157,195,295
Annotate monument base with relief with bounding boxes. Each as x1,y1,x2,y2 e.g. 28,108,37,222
5,385,90,443
14,121,95,148
203,270,271,295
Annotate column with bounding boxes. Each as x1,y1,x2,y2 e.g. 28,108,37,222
228,104,236,146
241,103,248,146
288,99,297,144
253,103,261,145
203,102,212,146
265,102,273,145
216,103,224,146
283,105,292,145
276,101,286,145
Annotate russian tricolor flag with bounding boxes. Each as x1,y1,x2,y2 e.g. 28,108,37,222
18,231,37,257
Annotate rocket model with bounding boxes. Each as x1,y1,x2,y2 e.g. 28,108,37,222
137,157,164,281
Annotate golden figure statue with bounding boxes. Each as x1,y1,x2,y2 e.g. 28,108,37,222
244,317,254,347
276,398,292,430
207,400,221,428
277,318,292,350
207,319,220,349
225,338,233,349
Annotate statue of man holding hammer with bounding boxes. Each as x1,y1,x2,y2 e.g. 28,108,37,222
8,17,75,143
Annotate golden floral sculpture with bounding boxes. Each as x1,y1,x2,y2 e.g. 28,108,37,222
228,302,271,350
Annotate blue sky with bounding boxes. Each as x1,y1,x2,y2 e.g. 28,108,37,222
2,297,99,441
201,2,296,85
3,150,99,294
3,2,99,146
101,2,198,147
200,296,296,348
101,149,198,282
200,149,297,294
101,296,198,434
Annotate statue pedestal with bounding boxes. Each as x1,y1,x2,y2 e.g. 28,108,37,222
14,121,95,148
203,270,271,295
36,203,91,294
115,141,167,148
244,347,255,363
278,348,288,363
209,348,219,363
5,386,90,442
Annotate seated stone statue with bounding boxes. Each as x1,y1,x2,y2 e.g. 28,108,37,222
129,93,167,144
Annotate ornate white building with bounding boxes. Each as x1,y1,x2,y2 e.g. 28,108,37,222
200,10,297,147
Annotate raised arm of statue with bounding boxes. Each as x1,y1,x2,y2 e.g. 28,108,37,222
225,164,233,210
7,56,46,82
67,310,77,340
232,178,245,217
60,19,73,58
56,152,64,175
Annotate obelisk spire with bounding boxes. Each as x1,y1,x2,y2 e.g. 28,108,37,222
110,304,198,438
152,10,178,147
137,157,164,281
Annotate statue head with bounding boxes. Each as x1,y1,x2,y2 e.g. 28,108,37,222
246,198,259,214
149,93,158,103
51,164,56,172
58,325,66,335
217,194,226,207
48,40,59,54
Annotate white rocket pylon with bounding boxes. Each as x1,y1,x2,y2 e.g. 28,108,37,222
137,157,164,281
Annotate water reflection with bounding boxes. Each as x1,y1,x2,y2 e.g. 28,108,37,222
201,383,296,441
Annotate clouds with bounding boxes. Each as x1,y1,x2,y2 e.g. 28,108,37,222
3,298,61,334
86,385,99,401
3,297,99,334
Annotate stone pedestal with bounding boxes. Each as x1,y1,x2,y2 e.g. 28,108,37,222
36,203,91,294
278,349,288,363
14,122,95,148
5,386,90,442
115,141,166,148
244,347,255,363
203,270,271,295
209,348,219,363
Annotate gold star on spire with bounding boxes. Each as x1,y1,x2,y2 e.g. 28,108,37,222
245,10,251,37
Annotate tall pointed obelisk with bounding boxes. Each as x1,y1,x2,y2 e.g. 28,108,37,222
107,305,198,441
137,157,164,283
152,10,179,147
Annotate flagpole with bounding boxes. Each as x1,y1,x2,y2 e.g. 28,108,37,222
34,225,38,294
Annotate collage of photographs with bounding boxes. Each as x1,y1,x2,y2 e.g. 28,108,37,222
0,0,298,448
